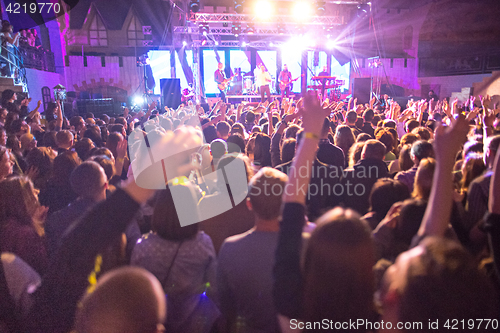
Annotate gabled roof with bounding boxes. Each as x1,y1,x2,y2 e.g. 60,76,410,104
70,0,133,30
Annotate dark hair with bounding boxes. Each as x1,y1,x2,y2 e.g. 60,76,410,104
411,126,432,141
210,139,227,160
1,21,12,34
216,121,231,137
346,111,357,123
248,167,287,220
363,108,374,122
70,161,106,198
88,155,114,180
74,137,95,161
398,237,498,327
375,128,395,153
25,147,55,190
356,133,371,142
369,178,410,225
202,125,217,144
226,133,245,154
398,144,414,172
285,124,300,139
51,151,81,186
42,131,58,148
411,140,434,161
152,185,199,241
303,208,374,324
84,126,103,147
253,133,272,167
281,138,296,164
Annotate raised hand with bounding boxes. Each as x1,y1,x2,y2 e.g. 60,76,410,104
299,91,331,135
480,95,492,110
434,114,470,165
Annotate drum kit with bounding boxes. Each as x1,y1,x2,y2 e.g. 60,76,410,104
241,75,277,95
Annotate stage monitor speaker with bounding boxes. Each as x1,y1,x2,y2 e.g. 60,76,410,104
161,78,181,109
352,78,371,105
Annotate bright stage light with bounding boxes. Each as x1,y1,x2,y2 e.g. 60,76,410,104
326,40,335,50
309,40,316,48
242,41,247,47
133,96,144,105
255,1,273,19
215,41,219,46
293,2,312,19
182,40,187,46
269,42,274,47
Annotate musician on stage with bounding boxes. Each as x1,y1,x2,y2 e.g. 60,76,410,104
279,64,292,100
255,64,272,103
214,62,227,102
318,65,330,99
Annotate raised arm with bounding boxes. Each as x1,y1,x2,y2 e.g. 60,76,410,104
274,92,330,319
417,115,469,238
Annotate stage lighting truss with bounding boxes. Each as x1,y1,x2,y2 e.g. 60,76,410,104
173,25,337,37
188,12,344,26
199,22,210,36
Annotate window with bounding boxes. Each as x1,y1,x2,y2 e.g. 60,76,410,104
128,16,143,47
89,13,107,46
403,25,413,50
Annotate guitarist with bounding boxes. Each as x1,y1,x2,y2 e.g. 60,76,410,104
279,64,293,100
214,62,227,102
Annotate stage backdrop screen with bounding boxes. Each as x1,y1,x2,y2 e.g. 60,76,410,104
281,50,302,93
230,50,251,76
256,51,277,87
148,50,171,95
203,50,226,95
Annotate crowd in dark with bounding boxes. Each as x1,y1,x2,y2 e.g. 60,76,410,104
0,86,500,333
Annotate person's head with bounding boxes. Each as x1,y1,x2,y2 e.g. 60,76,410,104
152,184,199,241
217,62,224,70
410,140,434,166
363,108,374,122
226,133,245,154
375,128,395,153
283,64,288,71
380,237,498,330
369,178,410,223
320,117,331,138
253,133,271,167
400,133,419,147
0,176,39,227
383,119,397,129
405,119,419,134
230,123,245,138
245,110,255,125
247,167,288,221
9,119,29,137
0,108,7,124
56,130,74,149
84,126,103,147
1,89,15,105
281,138,296,164
216,121,230,140
210,139,227,163
346,111,357,125
106,132,124,159
70,116,86,132
461,153,486,191
356,133,371,142
75,266,167,333
20,133,37,154
285,124,300,139
303,208,374,322
75,137,96,161
88,155,115,181
52,150,81,185
398,144,414,172
412,157,436,200
42,131,57,148
322,65,327,72
484,135,500,168
348,142,365,167
334,125,356,154
411,126,432,141
0,146,13,180
70,161,108,202
109,124,126,138
25,147,56,188
361,139,386,160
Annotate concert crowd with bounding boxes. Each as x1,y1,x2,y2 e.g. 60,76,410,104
1,84,500,333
